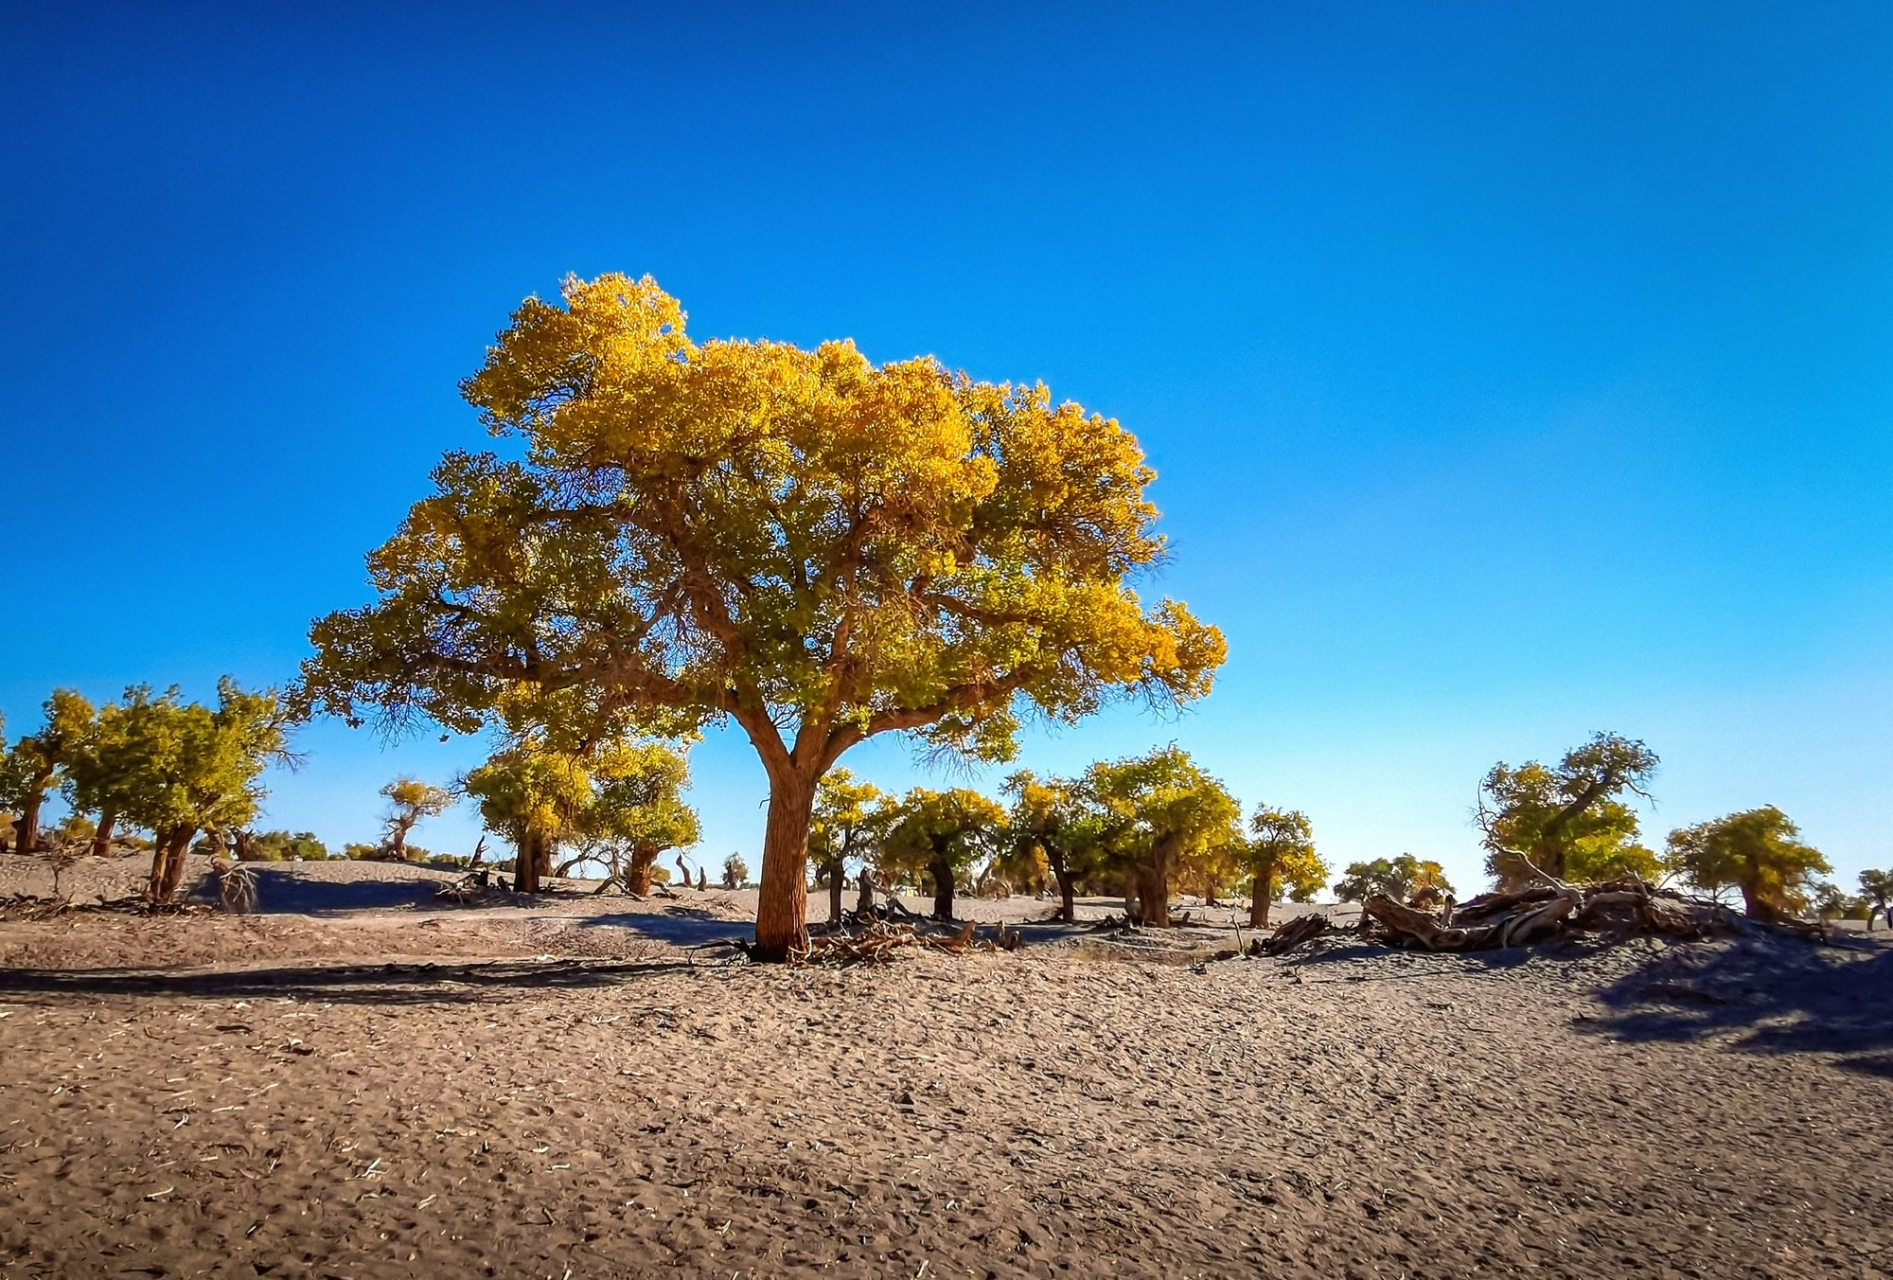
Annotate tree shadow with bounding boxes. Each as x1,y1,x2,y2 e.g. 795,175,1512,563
238,866,456,914
581,908,754,948
0,956,703,1006
1580,935,1893,1069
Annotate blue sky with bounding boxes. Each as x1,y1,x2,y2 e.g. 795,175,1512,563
3,3,1888,890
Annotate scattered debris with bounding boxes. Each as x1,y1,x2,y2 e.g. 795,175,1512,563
790,919,1012,967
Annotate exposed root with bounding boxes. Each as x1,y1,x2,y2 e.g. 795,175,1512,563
1361,877,1768,952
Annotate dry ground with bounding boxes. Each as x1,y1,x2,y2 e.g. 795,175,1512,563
0,853,1888,1278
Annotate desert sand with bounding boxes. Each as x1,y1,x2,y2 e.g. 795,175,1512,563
0,852,1887,1278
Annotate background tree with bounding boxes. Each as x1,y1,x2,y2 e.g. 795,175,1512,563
1332,854,1454,905
808,769,890,925
250,830,331,861
576,742,700,893
1861,869,1893,930
0,690,96,856
1477,732,1660,887
379,777,452,860
722,853,749,889
882,787,1007,921
1085,746,1240,926
1667,806,1831,921
463,741,594,893
1239,806,1327,928
1002,770,1106,923
62,691,155,857
295,275,1224,959
105,681,296,901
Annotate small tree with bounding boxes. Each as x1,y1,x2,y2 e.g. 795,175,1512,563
1085,746,1240,927
721,853,749,889
295,274,1225,959
1332,854,1453,905
379,777,452,861
1667,807,1830,921
1477,732,1659,887
1239,807,1327,929
883,788,1007,921
463,743,594,892
809,769,891,925
105,681,295,901
579,742,700,893
1003,770,1107,923
1861,869,1893,930
0,690,96,856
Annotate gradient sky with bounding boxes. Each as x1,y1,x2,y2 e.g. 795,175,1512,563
3,2,1888,892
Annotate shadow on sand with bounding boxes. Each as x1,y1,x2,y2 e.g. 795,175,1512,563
0,955,713,1007
1579,934,1893,1074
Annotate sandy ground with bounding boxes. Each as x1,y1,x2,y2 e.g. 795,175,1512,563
0,853,1889,1278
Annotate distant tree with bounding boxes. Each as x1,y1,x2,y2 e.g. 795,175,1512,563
1332,854,1454,905
62,691,156,857
574,742,700,893
808,769,890,925
1862,869,1893,930
379,778,452,861
251,830,330,861
0,690,96,856
1085,746,1240,927
1809,882,1863,923
463,743,594,893
293,274,1226,960
1477,732,1660,887
1667,807,1831,921
100,682,295,901
53,812,96,844
1239,807,1327,929
342,842,381,860
722,853,749,890
1003,770,1107,923
883,788,1007,921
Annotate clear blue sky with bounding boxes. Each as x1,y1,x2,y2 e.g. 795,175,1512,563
3,3,1888,891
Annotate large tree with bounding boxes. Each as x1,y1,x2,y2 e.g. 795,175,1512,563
1239,806,1327,929
1086,745,1240,927
808,768,891,926
296,275,1224,959
1667,806,1830,922
379,777,452,860
882,787,1007,921
0,690,96,856
1477,732,1660,887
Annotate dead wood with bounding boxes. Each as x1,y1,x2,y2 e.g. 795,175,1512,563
1263,912,1329,956
789,918,1011,967
1361,877,1759,952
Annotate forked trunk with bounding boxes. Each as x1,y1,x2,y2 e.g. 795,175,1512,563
90,808,119,859
1249,867,1276,929
628,843,660,895
753,774,817,962
826,855,845,926
148,825,196,901
929,853,955,921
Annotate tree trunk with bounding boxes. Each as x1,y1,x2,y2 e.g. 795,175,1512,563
930,853,955,921
513,834,542,893
1053,865,1076,924
1139,835,1177,927
389,823,408,860
753,774,817,962
16,785,46,855
148,824,196,901
856,867,875,916
826,855,845,926
1249,867,1275,929
90,807,118,859
628,843,660,895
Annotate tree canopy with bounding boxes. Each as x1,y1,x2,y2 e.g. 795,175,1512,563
1477,732,1659,887
0,689,96,855
295,274,1224,958
1667,806,1830,921
1332,854,1454,905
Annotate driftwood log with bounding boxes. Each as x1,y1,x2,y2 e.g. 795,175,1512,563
1263,912,1330,955
1362,877,1750,951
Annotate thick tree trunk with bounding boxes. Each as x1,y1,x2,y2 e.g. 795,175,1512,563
826,855,845,926
856,867,875,916
1139,835,1177,927
628,843,660,895
16,786,46,855
1054,865,1076,923
90,808,119,859
1249,867,1276,929
148,825,196,901
930,853,955,921
513,834,542,893
753,774,817,962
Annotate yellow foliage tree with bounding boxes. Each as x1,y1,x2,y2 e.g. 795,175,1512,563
297,275,1224,958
